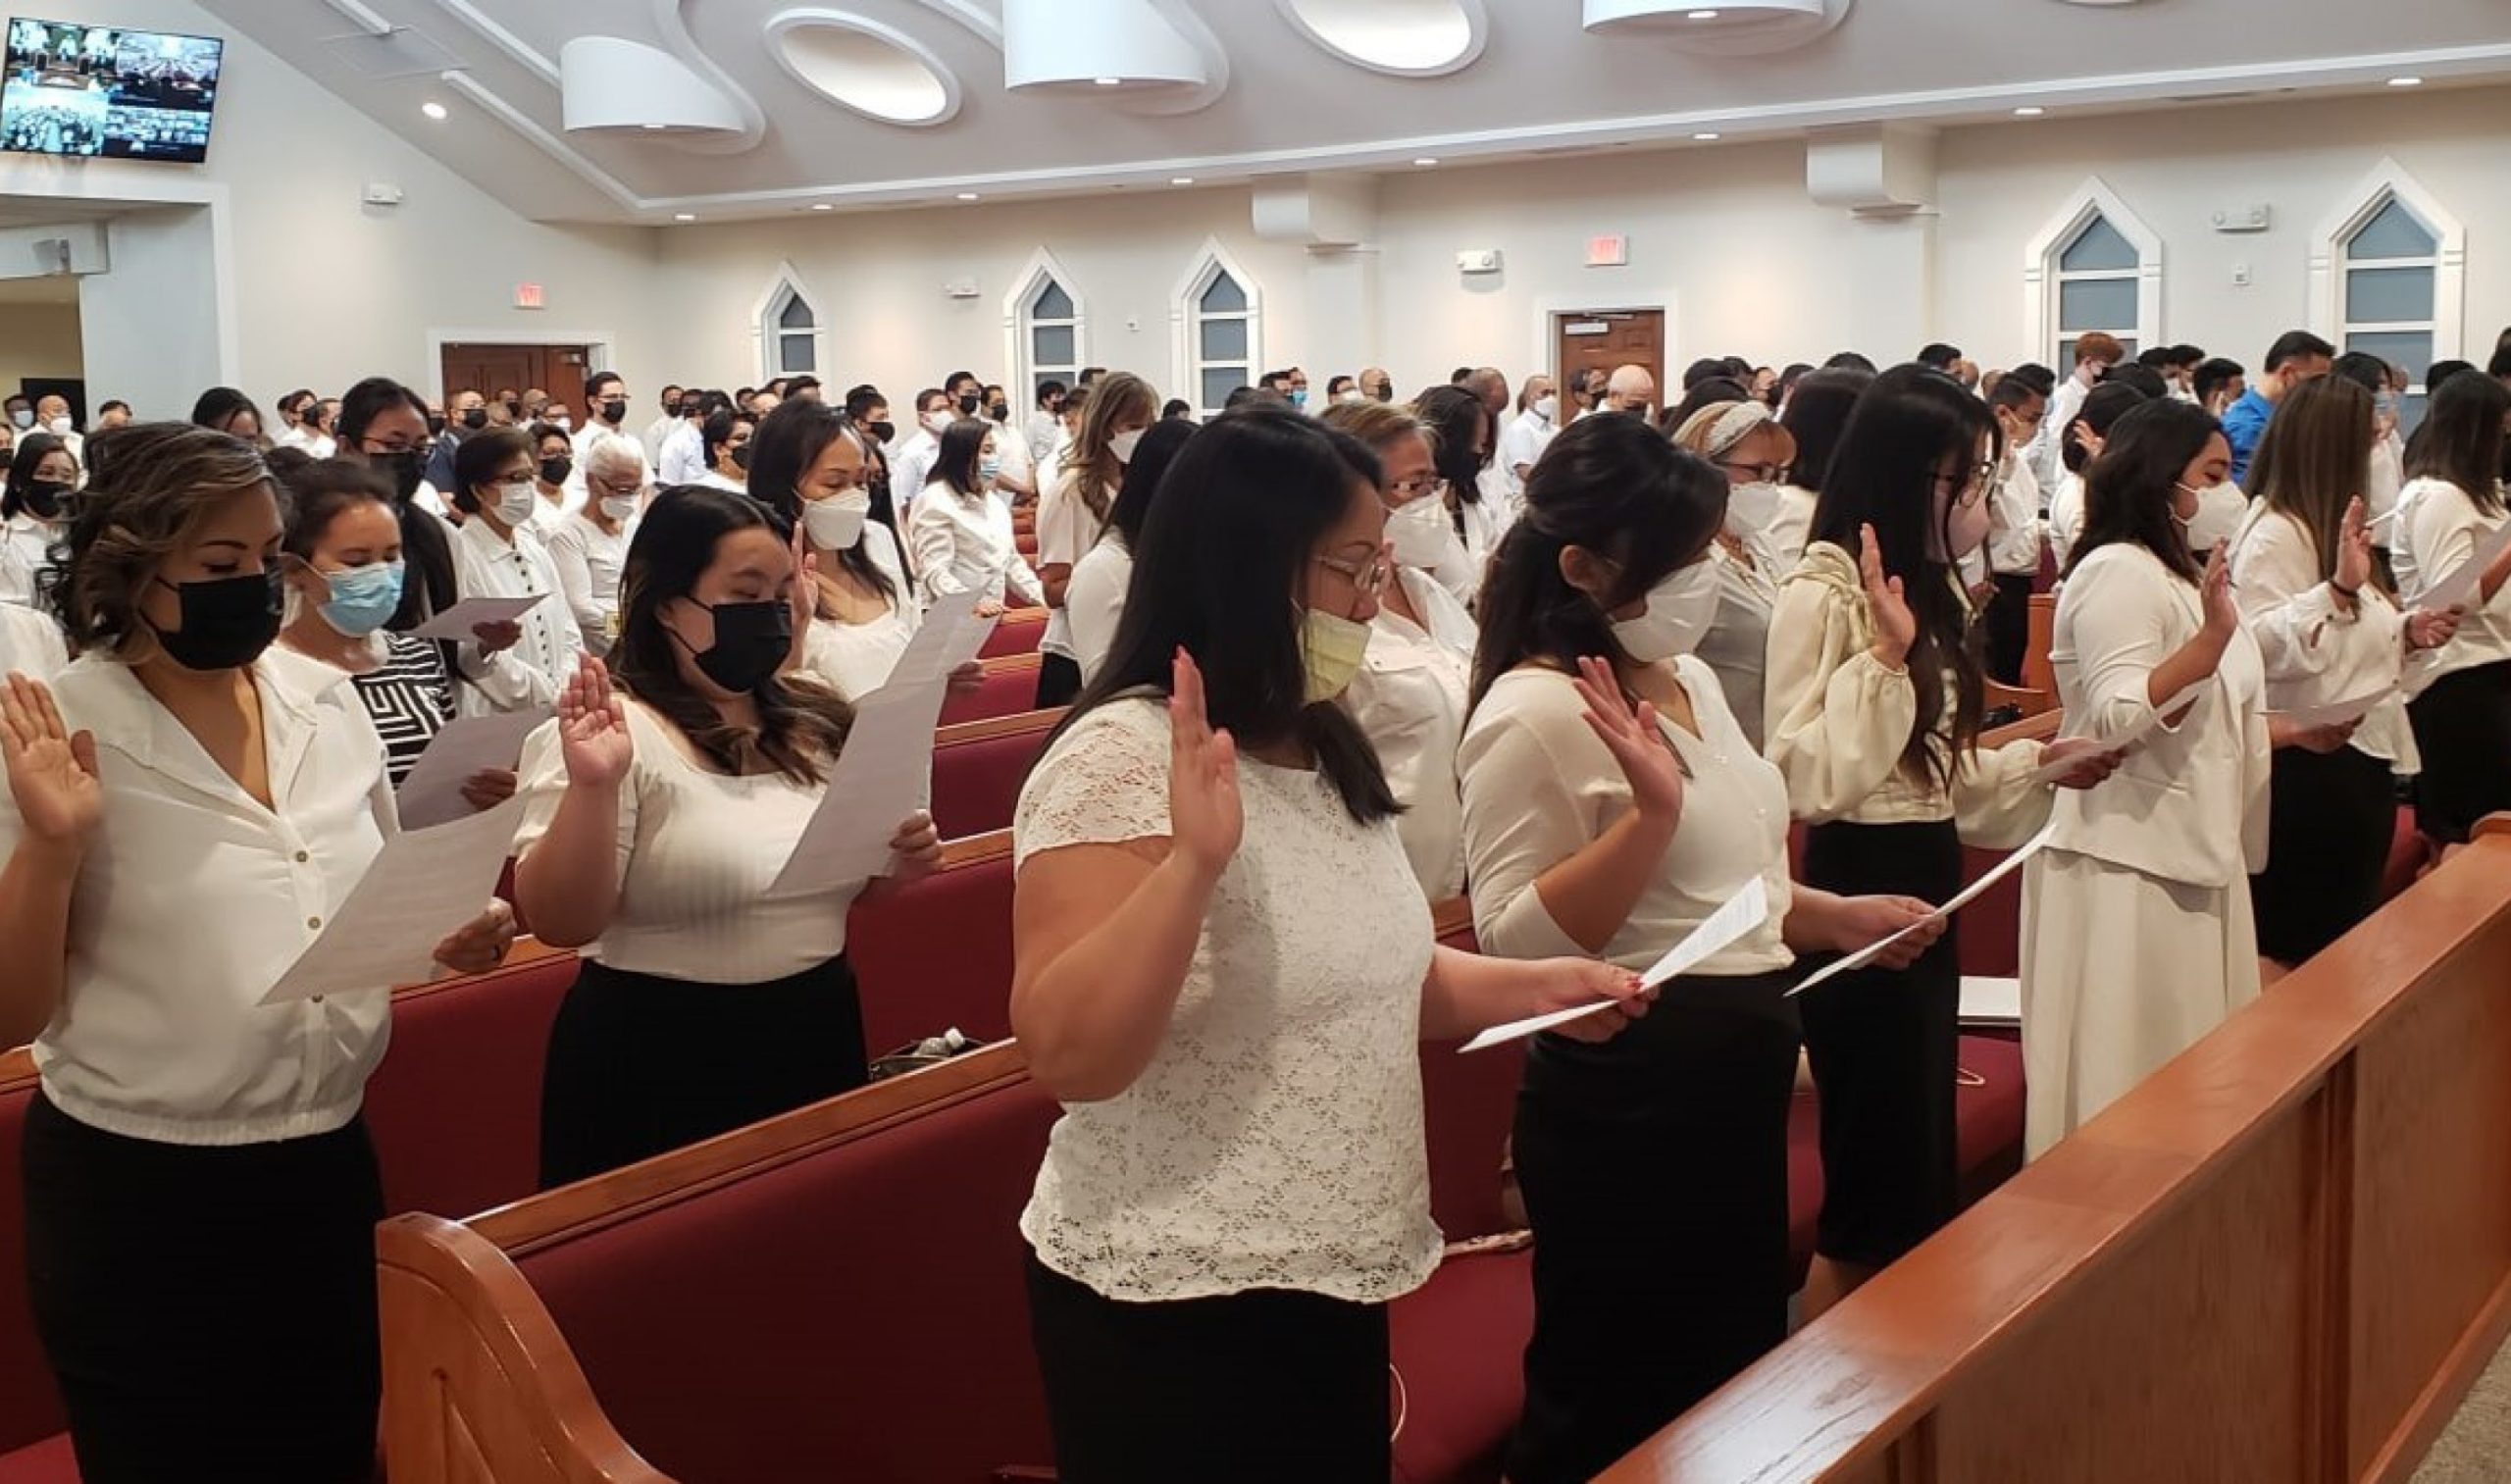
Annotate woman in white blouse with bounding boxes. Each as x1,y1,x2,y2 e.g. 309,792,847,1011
2,423,509,1482
547,433,641,658
1766,368,1871,572
910,418,1045,616
1066,418,1197,687
2393,373,2511,844
1413,384,1505,608
1011,407,1649,1484
2232,376,2458,972
524,421,578,532
1671,399,1794,752
1766,366,2119,1314
2045,382,2149,572
1459,413,1946,1484
1320,400,1478,897
2023,399,2350,1158
0,433,77,606
1038,373,1155,706
745,399,927,703
448,426,585,716
514,486,942,1186
0,593,64,677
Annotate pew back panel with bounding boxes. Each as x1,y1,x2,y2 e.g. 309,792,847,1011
930,709,1063,843
0,1052,63,1455
846,834,1017,1052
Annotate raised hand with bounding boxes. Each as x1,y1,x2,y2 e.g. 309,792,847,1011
2335,496,2374,598
0,672,100,847
885,810,944,883
2038,737,2125,792
1572,655,1683,827
1859,523,1917,668
2199,543,2240,642
784,523,819,672
1525,958,1655,1046
1166,647,1243,880
2405,606,2462,651
557,653,633,789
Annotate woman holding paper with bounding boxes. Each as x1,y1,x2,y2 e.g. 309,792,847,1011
1,422,511,1483
2023,399,2332,1157
445,427,585,718
2392,372,2511,844
1457,413,1949,1484
1010,407,1650,1484
1765,366,2118,1316
513,486,944,1187
2231,377,2459,970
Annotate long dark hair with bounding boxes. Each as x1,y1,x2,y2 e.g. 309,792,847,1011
2405,371,2510,519
2248,375,2374,584
1471,413,1725,706
1105,418,1197,551
2063,383,2150,476
188,385,263,439
611,486,852,785
1778,368,1871,494
449,427,534,516
3,433,70,518
337,375,457,633
1413,384,1491,534
1060,406,1397,824
747,397,900,605
937,418,992,497
1808,366,1999,788
2071,399,2222,586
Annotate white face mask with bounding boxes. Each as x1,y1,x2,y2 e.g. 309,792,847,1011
1610,557,1721,664
2174,479,2249,552
1725,481,1781,538
1384,494,1456,570
1109,428,1145,466
552,415,572,431
599,494,639,522
803,490,871,550
921,410,953,436
1534,395,1559,422
7,410,28,431
44,415,70,436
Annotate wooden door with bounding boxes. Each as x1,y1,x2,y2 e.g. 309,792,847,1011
437,343,593,406
1555,309,1665,411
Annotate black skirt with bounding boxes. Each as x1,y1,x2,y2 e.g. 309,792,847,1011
538,954,868,1188
2407,658,2511,844
1798,817,1964,1268
22,1095,385,1484
1035,652,1083,709
2251,743,2397,965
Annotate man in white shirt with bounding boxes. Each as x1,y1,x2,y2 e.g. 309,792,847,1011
2027,332,2124,491
1025,381,1067,469
656,390,724,487
1983,375,2050,686
33,394,81,466
1498,375,1559,494
641,384,684,465
890,387,953,514
573,373,652,506
1599,364,1657,422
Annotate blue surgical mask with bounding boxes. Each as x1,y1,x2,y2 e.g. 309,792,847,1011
979,456,1002,482
1290,388,1309,410
317,560,406,638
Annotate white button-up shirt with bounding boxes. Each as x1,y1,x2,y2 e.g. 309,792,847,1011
0,511,59,606
546,510,633,659
2393,476,2511,680
909,481,1045,609
657,420,708,488
0,599,65,675
2229,505,2418,770
1347,567,1477,897
1988,454,2046,579
20,647,400,1146
451,514,585,717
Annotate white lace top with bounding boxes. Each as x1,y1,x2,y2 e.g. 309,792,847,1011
1012,697,1444,1305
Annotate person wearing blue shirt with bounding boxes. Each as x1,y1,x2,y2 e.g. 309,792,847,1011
2226,331,2335,486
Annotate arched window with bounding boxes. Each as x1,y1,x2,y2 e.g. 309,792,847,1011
1003,250,1085,402
2313,161,2465,431
1175,242,1262,418
752,264,826,382
2023,180,2162,371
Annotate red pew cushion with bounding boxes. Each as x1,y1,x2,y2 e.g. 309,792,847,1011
847,851,1017,1050
522,1076,1064,1484
981,611,1048,659
1389,1246,1535,1484
942,664,1045,727
932,721,1056,842
0,1430,74,1484
1955,843,2026,978
363,950,578,1218
0,1072,64,1456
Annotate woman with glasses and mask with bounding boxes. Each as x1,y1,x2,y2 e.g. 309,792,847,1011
1011,407,1649,1484
446,427,584,716
1,432,78,606
1321,399,1478,897
1767,366,2121,1316
5,423,511,1483
548,434,644,660
513,486,942,1186
695,409,753,494
748,397,937,705
1670,397,1795,751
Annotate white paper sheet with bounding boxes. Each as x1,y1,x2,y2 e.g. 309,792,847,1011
1459,876,1770,1052
393,707,550,831
2417,516,2511,614
1959,975,2022,1025
767,589,984,897
409,594,548,640
260,799,525,1004
2027,679,2211,784
1786,822,2058,998
942,607,1001,674
2267,683,2395,731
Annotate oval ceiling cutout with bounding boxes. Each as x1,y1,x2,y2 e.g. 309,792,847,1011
1276,0,1487,78
768,11,960,127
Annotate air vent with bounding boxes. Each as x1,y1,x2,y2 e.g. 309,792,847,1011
321,26,465,80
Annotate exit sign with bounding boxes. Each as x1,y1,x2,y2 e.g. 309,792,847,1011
1585,234,1628,268
513,282,545,310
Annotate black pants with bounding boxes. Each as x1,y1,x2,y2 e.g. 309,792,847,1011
1986,572,2036,686
1799,818,1963,1267
1025,1252,1390,1484
2252,743,2397,965
1035,652,1082,709
22,1095,385,1484
539,954,868,1188
2408,658,2511,844
1506,969,1801,1484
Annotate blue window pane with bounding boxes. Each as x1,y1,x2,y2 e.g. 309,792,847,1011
1032,324,1076,366
1031,280,1074,320
1200,316,1248,362
778,332,815,376
2059,214,2138,273
2348,197,2438,261
2343,330,2433,384
1200,270,1247,315
1201,367,1242,411
2345,265,2434,325
777,293,814,331
2059,277,2137,333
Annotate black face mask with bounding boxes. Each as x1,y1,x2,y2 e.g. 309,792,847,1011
598,399,627,426
729,443,752,472
956,392,982,416
867,420,896,445
377,449,428,504
677,598,791,693
152,570,283,672
986,402,1008,422
21,479,70,520
459,407,487,432
425,413,446,436
538,456,573,486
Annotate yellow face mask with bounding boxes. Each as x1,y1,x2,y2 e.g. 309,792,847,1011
1300,608,1371,705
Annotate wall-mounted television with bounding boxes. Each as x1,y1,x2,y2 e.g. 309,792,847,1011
0,18,221,164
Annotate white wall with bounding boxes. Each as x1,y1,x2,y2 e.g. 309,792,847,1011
650,83,2511,399
0,300,84,397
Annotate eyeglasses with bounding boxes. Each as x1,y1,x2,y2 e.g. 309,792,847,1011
1314,550,1390,599
1386,476,1449,502
1937,461,1999,506
359,435,427,457
1719,460,1792,486
587,474,641,499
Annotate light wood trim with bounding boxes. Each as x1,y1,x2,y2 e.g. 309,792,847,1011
2024,592,2057,699
938,830,1013,869
1431,894,1473,941
1980,709,2064,748
993,606,1048,629
1984,680,2055,719
981,651,1046,678
936,706,1066,749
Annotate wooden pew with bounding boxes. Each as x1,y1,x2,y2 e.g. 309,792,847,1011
979,606,1049,659
1601,815,2511,1483
940,652,1045,727
846,832,1018,1052
930,707,1064,842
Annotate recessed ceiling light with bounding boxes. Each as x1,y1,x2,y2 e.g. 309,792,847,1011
1692,130,1720,140
2387,76,2424,87
1413,156,1440,167
811,202,834,211
2014,105,2046,117
1093,76,1122,87
641,123,667,131
672,212,695,222
955,191,980,201
1687,8,1720,18
1170,176,1195,185
420,101,447,121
